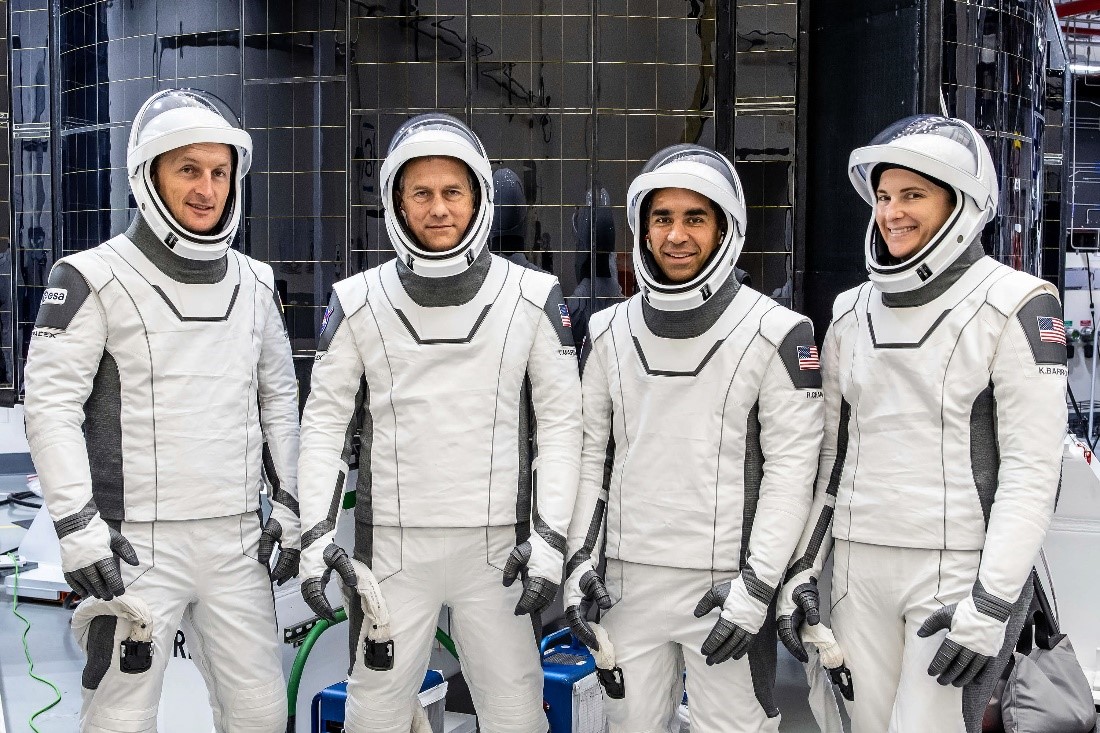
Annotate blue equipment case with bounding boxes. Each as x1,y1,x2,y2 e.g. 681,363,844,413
541,627,599,733
312,669,445,733
313,630,602,733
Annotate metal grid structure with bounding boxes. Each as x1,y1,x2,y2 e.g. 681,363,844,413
1059,0,1100,253
5,0,807,391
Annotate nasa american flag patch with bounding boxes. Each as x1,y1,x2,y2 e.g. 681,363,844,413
558,303,572,328
797,345,819,370
1037,316,1066,346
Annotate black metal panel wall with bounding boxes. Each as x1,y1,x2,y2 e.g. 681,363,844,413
803,0,1055,336
11,0,49,396
6,0,806,392
803,0,927,336
0,0,11,395
942,0,1046,275
242,0,347,374
733,0,798,308
1040,24,1069,296
348,0,722,329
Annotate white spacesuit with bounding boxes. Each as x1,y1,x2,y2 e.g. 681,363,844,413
297,114,581,733
23,89,300,733
563,144,823,733
777,116,1067,733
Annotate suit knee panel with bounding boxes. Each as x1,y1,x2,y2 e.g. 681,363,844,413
82,616,118,691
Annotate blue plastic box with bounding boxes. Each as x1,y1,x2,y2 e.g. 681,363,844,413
541,628,599,733
312,669,446,733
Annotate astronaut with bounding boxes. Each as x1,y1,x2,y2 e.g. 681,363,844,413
297,113,581,733
563,144,823,733
777,116,1067,732
23,89,300,733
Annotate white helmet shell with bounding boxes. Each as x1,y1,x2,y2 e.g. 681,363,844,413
627,144,747,312
379,114,494,278
127,89,252,261
848,115,998,293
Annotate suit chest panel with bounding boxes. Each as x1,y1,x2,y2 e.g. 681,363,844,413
840,287,1002,446
360,265,534,421
97,247,261,388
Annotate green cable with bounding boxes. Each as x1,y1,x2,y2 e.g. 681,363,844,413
8,552,62,733
433,626,459,660
287,607,345,719
286,607,459,720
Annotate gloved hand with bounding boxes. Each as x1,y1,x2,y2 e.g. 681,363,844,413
917,588,1013,687
257,516,300,585
693,568,773,666
301,543,358,623
502,534,563,616
347,557,395,672
71,593,155,675
587,622,626,699
801,621,854,702
776,572,821,663
563,558,612,650
62,523,139,601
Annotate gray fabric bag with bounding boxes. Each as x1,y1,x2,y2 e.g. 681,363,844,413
997,573,1097,733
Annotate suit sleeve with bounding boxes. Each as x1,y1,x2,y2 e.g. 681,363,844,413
783,322,843,594
258,287,302,550
563,332,613,604
298,291,367,579
978,291,1067,605
744,319,824,602
524,283,583,583
23,262,114,570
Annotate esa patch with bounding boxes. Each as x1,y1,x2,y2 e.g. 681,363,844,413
34,263,91,332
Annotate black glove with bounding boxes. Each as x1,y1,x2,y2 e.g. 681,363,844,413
565,569,612,651
917,603,993,687
777,579,821,663
64,527,139,601
693,581,756,665
301,543,358,623
257,517,300,585
502,541,560,616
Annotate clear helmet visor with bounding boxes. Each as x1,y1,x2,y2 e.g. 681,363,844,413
131,89,243,143
127,89,251,176
639,144,745,202
387,113,487,158
850,115,984,198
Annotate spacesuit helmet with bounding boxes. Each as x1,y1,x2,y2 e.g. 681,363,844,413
380,113,494,278
574,184,615,281
627,144,746,312
127,89,253,261
491,167,527,244
848,115,998,293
